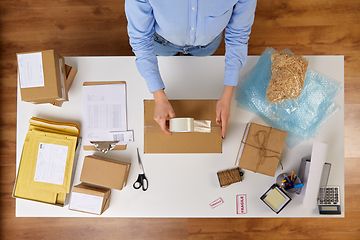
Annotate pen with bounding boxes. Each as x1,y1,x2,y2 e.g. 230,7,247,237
284,175,294,188
290,171,294,182
293,183,304,188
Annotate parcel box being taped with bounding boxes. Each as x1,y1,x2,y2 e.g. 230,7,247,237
80,155,131,190
235,123,287,177
13,117,80,206
69,183,111,215
17,49,77,106
144,99,222,153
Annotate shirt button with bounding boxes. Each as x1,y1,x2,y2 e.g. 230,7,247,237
190,42,193,44
191,27,194,30
192,7,195,10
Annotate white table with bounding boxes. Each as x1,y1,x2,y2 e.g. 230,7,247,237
16,55,344,217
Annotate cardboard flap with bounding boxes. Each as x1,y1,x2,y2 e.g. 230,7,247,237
72,183,110,197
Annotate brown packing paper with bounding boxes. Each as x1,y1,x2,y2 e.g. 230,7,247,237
235,123,287,177
144,99,222,153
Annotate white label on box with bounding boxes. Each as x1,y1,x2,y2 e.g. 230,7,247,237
34,142,68,185
17,52,45,88
109,130,134,143
69,192,103,215
236,194,247,214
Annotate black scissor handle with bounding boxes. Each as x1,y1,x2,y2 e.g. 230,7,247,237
133,174,148,191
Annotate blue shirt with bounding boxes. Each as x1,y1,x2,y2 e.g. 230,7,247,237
125,0,257,93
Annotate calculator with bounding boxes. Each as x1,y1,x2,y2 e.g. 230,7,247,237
318,186,341,214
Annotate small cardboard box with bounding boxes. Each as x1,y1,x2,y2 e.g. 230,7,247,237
144,99,222,153
17,50,77,106
69,183,111,215
80,155,131,190
235,123,287,177
17,50,66,103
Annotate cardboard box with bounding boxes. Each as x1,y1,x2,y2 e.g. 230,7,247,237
80,155,131,190
17,50,77,106
235,123,287,177
144,99,222,153
69,183,111,215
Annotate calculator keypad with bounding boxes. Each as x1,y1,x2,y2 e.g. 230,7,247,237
318,187,340,205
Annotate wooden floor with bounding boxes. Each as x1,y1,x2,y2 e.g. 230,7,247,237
1,0,359,239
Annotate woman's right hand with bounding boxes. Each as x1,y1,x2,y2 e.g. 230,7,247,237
153,89,175,134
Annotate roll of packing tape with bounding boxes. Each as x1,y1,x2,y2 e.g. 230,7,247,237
169,118,194,132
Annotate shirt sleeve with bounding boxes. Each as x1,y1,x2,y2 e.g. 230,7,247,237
125,0,165,93
224,0,257,86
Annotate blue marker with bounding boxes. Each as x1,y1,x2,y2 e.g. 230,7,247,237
284,176,294,188
293,183,304,188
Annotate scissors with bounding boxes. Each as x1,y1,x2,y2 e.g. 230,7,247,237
133,148,148,191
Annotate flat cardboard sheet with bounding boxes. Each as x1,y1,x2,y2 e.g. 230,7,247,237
144,99,222,153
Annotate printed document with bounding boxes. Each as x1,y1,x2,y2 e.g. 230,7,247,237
82,83,130,145
34,142,69,185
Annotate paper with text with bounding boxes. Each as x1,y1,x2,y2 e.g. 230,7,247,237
34,143,69,185
17,52,45,88
82,83,127,145
70,192,103,215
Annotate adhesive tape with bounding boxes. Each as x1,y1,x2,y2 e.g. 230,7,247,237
169,118,194,132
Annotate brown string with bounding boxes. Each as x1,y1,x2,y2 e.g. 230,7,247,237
253,129,283,172
217,168,242,187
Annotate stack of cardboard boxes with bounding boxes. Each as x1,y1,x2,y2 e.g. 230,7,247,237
69,155,131,215
17,49,77,106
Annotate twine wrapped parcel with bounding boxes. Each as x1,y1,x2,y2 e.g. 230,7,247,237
235,123,287,177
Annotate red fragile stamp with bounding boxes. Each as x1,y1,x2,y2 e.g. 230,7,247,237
236,194,247,214
210,197,224,209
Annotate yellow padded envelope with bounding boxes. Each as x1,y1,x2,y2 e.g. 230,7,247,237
14,117,79,205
